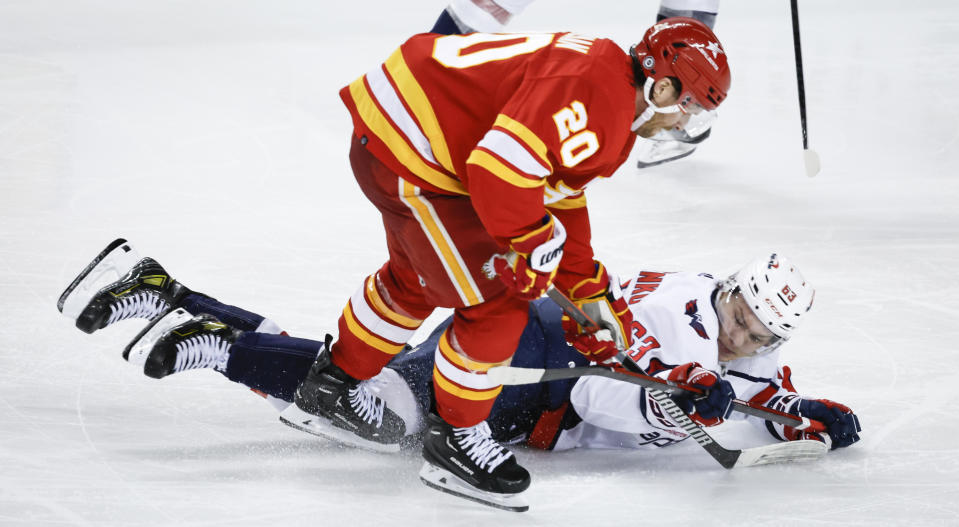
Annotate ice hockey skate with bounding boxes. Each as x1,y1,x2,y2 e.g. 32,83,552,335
123,308,239,378
59,240,192,334
279,337,407,454
636,110,717,168
58,238,142,323
419,413,530,512
635,132,705,168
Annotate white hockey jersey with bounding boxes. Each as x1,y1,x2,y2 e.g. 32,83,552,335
553,270,796,451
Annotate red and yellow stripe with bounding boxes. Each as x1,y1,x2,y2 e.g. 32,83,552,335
398,180,484,307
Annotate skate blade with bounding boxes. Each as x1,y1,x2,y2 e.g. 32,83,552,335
418,462,529,513
635,143,697,168
278,403,400,454
58,238,141,319
123,308,193,367
734,439,829,468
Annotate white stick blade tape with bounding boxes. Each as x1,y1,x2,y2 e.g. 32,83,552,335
804,149,821,178
735,439,828,468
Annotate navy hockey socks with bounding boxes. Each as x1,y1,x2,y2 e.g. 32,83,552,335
178,293,266,332
223,332,323,402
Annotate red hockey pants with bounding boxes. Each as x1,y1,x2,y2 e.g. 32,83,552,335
330,135,530,427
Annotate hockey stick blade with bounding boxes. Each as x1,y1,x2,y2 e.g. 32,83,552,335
791,0,820,178
733,439,827,468
804,149,821,178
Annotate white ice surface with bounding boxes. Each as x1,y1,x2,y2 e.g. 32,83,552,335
2,0,958,525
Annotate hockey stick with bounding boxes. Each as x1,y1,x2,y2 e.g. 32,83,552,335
542,287,827,468
486,363,825,432
791,0,821,177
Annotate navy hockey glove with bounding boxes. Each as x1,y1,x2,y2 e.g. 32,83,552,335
666,362,735,426
791,398,861,449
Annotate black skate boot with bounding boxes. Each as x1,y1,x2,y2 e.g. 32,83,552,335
420,413,531,512
72,256,192,334
122,308,240,378
278,337,407,453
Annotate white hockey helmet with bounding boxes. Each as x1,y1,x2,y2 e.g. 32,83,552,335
725,253,815,340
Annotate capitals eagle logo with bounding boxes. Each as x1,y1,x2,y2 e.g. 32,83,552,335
684,300,709,340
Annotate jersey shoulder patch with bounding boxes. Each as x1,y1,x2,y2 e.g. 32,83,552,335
683,299,711,340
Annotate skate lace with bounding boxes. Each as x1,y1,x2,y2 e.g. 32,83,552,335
173,334,230,373
453,421,512,473
348,385,385,427
107,290,169,325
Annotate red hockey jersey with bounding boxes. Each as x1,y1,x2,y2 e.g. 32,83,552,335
340,32,637,290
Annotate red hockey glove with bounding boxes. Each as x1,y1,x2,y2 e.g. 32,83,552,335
785,398,861,449
666,362,735,426
491,214,565,300
561,263,633,363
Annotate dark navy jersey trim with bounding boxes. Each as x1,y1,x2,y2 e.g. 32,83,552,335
725,369,776,385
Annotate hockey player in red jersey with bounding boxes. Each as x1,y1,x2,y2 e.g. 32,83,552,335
278,18,729,509
56,19,732,511
263,18,728,508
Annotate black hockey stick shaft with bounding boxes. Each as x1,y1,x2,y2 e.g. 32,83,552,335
618,350,743,468
496,365,824,432
791,0,809,150
546,287,744,469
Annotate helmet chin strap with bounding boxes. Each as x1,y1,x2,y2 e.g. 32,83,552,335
631,77,684,131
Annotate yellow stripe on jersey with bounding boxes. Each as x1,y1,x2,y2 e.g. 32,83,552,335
342,301,406,355
347,77,468,196
433,366,503,401
383,50,456,176
493,114,552,171
437,332,509,372
466,149,546,189
364,275,422,329
546,194,588,210
399,180,484,306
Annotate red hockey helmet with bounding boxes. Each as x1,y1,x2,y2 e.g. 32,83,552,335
630,17,731,112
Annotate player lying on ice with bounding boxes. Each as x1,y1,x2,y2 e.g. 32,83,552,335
59,241,861,506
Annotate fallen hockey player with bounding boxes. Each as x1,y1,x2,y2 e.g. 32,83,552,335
58,239,861,511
